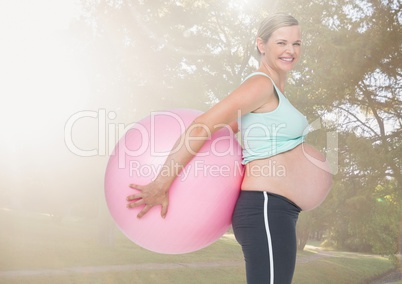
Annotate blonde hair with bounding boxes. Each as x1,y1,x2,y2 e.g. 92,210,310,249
256,14,299,55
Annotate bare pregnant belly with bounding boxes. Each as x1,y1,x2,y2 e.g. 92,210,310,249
241,143,333,211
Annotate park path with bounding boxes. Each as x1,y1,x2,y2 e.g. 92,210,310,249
0,245,399,283
0,246,344,279
299,245,402,284
0,261,243,278
369,269,402,284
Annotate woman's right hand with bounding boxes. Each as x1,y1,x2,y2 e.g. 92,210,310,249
127,181,169,219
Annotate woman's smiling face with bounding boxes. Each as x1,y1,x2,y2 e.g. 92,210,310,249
258,25,302,73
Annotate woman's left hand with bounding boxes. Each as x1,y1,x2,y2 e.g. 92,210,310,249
126,181,169,219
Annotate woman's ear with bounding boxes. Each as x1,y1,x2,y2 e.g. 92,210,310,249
256,37,265,55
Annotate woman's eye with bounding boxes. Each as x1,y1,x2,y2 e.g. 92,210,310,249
293,42,301,46
277,42,286,45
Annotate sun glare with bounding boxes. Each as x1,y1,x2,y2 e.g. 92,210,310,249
0,0,87,150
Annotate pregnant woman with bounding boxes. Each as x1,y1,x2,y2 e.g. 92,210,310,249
127,13,332,284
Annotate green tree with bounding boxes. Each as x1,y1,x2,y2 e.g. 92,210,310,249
73,0,401,256
280,0,401,255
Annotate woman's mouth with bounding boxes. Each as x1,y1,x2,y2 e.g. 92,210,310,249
280,57,294,62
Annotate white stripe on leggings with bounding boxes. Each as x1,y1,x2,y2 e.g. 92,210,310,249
263,191,274,284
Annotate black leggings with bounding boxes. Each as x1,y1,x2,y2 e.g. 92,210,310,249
232,191,301,284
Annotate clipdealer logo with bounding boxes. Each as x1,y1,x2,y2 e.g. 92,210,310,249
64,109,338,175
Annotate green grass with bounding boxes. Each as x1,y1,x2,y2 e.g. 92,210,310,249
294,250,394,284
0,209,397,283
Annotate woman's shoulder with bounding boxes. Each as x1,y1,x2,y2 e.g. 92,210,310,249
243,72,274,87
244,71,276,82
241,72,275,97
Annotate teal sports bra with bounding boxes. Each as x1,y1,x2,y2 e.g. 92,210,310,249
240,72,309,164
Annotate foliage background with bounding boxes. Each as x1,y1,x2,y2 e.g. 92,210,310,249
0,0,401,265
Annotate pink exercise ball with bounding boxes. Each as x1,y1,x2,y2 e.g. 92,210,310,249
105,109,243,254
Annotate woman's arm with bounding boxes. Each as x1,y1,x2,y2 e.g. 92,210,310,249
126,121,216,219
126,75,274,218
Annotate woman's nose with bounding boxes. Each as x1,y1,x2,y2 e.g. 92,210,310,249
286,44,295,54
